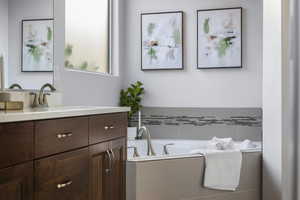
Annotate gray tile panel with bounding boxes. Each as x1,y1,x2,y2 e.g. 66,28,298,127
130,107,262,141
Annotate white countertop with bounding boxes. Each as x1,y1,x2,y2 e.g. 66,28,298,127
0,106,130,123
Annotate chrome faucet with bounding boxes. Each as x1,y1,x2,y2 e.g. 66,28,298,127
9,83,23,90
137,126,156,156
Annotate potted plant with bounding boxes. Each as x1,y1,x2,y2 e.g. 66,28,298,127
119,81,145,138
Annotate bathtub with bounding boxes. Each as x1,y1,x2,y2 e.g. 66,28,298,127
126,139,262,200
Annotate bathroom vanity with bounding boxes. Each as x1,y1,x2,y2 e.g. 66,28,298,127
0,106,129,200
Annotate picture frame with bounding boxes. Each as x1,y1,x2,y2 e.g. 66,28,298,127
197,7,242,69
141,11,184,71
22,19,54,72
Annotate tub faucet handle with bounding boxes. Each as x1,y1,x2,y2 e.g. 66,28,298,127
128,146,140,157
163,143,174,155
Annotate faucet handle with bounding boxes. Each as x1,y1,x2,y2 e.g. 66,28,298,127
42,93,51,106
128,146,140,157
163,143,175,155
30,92,38,108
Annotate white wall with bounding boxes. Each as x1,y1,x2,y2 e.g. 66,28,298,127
54,0,125,106
262,0,282,198
7,0,53,90
0,0,8,87
263,0,292,200
122,0,263,108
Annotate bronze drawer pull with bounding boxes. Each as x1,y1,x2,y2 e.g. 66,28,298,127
104,126,109,130
110,126,115,129
57,132,73,139
57,180,72,189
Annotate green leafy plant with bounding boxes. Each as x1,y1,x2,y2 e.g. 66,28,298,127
119,81,145,119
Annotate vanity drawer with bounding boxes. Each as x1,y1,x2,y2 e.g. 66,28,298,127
35,148,89,200
89,113,127,144
0,122,34,169
35,117,89,158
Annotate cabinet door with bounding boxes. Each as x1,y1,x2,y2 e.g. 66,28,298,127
35,148,89,200
0,122,34,169
0,162,34,200
89,141,111,200
110,138,126,200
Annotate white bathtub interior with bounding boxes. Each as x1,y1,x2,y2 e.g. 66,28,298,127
127,139,262,161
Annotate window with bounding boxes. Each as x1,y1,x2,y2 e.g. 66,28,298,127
65,0,111,74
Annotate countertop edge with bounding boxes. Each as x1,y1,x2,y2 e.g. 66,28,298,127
0,107,130,123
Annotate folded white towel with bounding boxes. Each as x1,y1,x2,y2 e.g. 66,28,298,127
207,137,235,150
203,150,242,191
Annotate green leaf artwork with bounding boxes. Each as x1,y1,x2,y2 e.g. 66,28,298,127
204,18,210,34
148,47,157,60
217,37,234,57
147,23,156,36
172,29,181,45
47,27,53,41
22,19,54,71
197,8,242,68
27,44,43,62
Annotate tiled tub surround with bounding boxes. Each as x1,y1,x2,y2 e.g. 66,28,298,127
130,107,262,141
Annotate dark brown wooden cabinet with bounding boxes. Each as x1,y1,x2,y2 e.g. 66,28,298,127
89,141,111,200
0,162,34,200
35,148,89,200
89,113,127,145
89,138,126,200
35,117,89,158
0,122,34,169
110,138,126,200
0,112,128,200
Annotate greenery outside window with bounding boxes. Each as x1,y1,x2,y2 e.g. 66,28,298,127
65,0,111,74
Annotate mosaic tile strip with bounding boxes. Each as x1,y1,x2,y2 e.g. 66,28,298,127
130,109,262,128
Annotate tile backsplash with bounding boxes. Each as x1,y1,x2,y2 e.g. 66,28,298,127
130,107,262,141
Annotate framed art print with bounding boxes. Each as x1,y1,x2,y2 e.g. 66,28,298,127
197,8,242,69
141,11,184,70
22,19,54,72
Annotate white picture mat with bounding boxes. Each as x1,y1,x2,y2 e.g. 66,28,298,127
197,8,242,69
22,19,54,72
141,12,183,70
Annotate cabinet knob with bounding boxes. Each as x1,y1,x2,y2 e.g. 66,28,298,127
57,180,72,189
57,132,73,139
110,126,115,129
104,126,109,130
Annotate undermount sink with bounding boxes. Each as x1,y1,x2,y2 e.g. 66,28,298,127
0,91,62,109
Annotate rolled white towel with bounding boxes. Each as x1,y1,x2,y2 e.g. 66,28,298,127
207,137,235,150
239,139,257,150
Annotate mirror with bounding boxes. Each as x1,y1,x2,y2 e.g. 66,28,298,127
0,0,54,90
64,0,111,74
